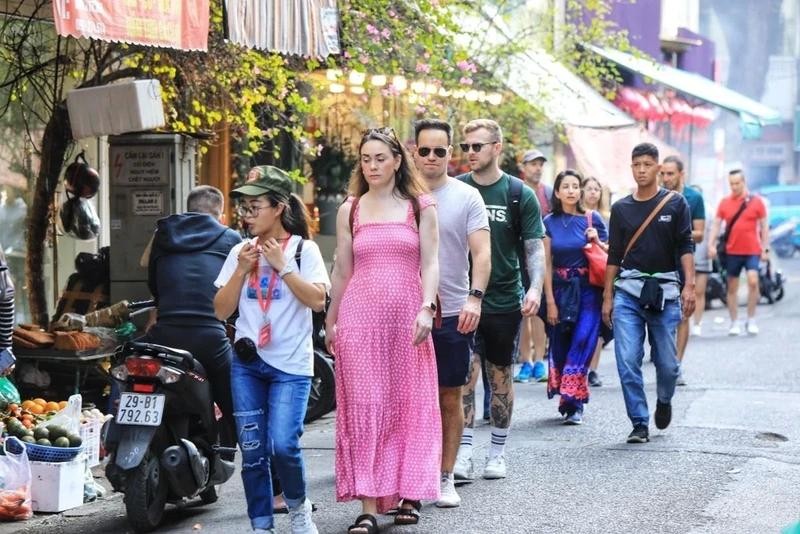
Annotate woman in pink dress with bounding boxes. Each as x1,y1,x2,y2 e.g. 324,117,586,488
325,127,441,533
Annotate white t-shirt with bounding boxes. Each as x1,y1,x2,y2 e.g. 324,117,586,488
214,235,331,377
432,178,490,317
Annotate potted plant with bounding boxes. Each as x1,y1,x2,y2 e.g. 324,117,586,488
309,137,356,235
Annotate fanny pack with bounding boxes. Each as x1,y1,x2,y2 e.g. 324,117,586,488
639,278,665,312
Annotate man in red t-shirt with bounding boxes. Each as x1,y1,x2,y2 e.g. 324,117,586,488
709,170,769,336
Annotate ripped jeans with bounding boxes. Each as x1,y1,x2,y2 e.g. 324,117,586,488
230,356,311,530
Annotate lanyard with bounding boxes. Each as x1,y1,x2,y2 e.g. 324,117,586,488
250,238,290,324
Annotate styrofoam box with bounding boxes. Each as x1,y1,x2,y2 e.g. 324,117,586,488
66,79,166,140
79,419,103,468
30,457,86,512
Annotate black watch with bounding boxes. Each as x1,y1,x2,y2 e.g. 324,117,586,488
469,289,484,299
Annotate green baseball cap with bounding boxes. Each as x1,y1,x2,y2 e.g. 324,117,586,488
230,165,293,199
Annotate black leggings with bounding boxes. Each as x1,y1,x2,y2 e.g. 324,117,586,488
142,323,236,451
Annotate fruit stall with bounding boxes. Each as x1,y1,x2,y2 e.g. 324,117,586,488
0,393,110,521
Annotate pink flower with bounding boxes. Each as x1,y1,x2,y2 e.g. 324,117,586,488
388,9,396,17
381,28,391,38
366,24,379,35
415,105,427,114
382,85,400,97
416,62,431,73
457,60,477,73
359,54,369,64
460,76,473,85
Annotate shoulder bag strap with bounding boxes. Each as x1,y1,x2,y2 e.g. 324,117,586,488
348,196,360,235
726,195,751,234
623,191,677,261
586,209,593,229
294,239,304,271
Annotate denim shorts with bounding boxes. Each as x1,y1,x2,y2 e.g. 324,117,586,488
474,310,523,367
432,316,475,387
725,254,760,277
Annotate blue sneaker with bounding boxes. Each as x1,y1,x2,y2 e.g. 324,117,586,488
514,362,534,383
532,361,548,382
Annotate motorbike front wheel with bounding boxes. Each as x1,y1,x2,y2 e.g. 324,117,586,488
305,349,336,423
125,454,168,533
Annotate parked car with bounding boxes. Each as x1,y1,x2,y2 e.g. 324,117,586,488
760,185,800,256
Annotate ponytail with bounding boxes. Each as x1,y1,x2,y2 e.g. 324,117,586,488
280,193,311,239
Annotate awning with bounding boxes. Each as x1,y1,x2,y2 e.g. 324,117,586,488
586,45,782,125
457,12,634,129
224,0,340,59
52,0,210,51
566,124,680,193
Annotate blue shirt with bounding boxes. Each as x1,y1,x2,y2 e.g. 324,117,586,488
544,211,608,269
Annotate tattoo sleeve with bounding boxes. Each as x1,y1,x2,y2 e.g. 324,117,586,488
524,238,545,295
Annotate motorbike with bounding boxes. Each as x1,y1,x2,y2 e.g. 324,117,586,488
305,309,336,423
706,255,786,308
100,301,236,533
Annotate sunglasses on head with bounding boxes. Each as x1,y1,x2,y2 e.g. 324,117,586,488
364,126,398,140
459,141,497,153
417,146,448,158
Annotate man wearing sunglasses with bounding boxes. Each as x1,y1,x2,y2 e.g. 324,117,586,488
453,119,546,481
412,119,491,508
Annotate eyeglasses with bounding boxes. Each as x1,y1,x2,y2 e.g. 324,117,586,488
236,204,271,218
459,142,498,153
364,126,398,140
417,146,448,158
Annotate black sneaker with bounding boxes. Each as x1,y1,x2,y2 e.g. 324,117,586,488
655,401,672,429
626,424,649,443
588,370,603,387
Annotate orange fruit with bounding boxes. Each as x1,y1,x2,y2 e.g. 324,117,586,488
45,401,60,412
7,403,18,413
58,401,68,410
33,398,47,407
21,400,35,411
28,404,44,415
21,414,33,422
21,419,33,429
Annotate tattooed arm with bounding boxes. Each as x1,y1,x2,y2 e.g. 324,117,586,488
521,238,545,316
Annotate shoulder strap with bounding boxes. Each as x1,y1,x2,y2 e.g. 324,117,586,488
294,238,304,271
411,195,421,227
348,196,360,235
726,195,751,233
508,176,523,237
586,210,593,228
623,191,677,260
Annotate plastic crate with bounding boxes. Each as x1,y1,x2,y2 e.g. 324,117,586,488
6,438,83,462
79,419,102,467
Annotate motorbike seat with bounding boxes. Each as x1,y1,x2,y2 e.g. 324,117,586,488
124,341,195,367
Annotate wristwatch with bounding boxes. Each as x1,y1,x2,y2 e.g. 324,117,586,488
422,301,438,313
278,264,295,278
468,289,485,299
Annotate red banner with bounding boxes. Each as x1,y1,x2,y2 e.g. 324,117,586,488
53,0,209,51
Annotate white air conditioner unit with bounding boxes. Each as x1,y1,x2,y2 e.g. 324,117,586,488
66,79,167,140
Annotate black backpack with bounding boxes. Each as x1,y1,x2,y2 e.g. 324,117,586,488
456,173,528,288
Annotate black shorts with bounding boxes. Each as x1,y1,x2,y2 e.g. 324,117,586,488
474,310,522,367
432,316,475,387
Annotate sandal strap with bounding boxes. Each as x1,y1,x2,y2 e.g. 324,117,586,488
349,513,378,531
399,499,421,512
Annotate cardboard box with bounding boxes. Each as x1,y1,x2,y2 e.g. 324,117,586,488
66,79,166,139
30,457,86,512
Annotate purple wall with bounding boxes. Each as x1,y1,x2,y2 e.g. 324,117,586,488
676,27,715,80
605,0,663,59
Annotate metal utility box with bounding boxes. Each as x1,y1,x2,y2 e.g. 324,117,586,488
108,134,197,303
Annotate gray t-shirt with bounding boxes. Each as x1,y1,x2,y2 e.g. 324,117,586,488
432,178,490,317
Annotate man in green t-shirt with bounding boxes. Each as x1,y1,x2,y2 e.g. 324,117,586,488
453,119,545,481
660,155,705,386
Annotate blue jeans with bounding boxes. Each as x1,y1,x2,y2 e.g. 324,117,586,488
612,290,682,427
231,356,311,530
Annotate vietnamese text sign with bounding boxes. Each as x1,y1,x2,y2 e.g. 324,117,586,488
132,191,164,216
110,146,170,186
53,0,209,51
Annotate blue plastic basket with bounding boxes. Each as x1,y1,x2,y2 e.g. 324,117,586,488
5,437,83,462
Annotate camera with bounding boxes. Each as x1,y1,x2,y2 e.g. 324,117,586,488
234,337,259,363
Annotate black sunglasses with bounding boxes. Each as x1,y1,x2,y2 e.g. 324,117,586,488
459,142,497,153
418,146,448,158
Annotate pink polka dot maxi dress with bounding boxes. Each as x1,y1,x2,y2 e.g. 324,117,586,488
334,194,441,512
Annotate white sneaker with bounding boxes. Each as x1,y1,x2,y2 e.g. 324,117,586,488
453,450,475,480
746,320,759,335
436,473,461,508
690,323,702,337
482,454,507,479
728,322,742,336
288,498,318,534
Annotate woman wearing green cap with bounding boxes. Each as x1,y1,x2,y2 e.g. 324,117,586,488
214,165,330,534
326,128,441,533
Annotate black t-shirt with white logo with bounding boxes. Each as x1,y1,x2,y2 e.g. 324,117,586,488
608,188,694,273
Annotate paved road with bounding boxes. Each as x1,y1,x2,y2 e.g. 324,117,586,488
8,258,800,534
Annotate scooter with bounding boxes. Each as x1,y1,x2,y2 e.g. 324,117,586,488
770,219,797,259
102,302,236,533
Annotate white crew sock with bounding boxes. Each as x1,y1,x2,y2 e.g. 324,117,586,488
489,426,509,458
458,427,474,457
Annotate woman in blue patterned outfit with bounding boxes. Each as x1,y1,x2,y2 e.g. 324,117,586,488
542,170,608,424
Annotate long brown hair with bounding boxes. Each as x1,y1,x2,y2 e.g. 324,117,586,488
347,127,428,199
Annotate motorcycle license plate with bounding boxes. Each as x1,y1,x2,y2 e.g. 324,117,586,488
117,393,165,426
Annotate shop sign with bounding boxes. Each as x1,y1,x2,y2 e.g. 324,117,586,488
109,146,170,186
52,0,209,51
746,143,789,164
